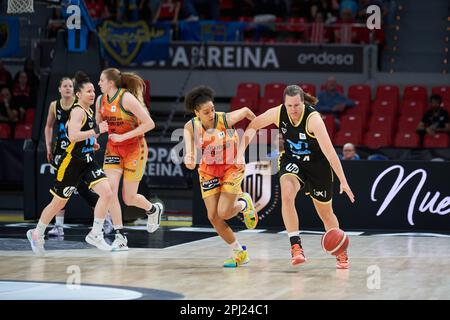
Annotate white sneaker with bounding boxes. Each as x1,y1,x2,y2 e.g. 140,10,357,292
103,215,114,234
85,231,112,251
111,233,129,251
27,229,45,256
47,226,64,237
147,202,163,233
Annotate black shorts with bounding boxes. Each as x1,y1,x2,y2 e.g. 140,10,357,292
50,154,107,200
51,148,66,170
279,156,334,203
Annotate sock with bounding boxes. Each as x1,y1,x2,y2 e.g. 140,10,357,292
55,216,64,227
229,240,243,251
288,231,301,247
238,199,247,211
147,204,156,214
36,220,48,237
92,218,105,235
113,224,123,230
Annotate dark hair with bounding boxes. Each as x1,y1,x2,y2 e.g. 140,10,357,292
283,85,319,105
184,86,215,114
59,77,72,88
430,94,442,104
73,71,91,93
102,68,145,106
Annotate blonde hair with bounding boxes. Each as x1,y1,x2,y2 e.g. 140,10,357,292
102,68,146,107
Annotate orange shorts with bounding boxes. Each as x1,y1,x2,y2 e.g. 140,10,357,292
103,137,148,182
199,165,244,199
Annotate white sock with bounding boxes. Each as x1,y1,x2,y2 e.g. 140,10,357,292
229,240,243,251
92,218,105,235
288,231,300,239
55,216,64,227
113,224,123,230
36,221,48,237
238,199,247,211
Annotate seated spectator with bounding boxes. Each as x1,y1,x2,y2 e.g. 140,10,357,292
11,71,36,122
340,142,360,160
316,76,355,115
24,58,39,91
152,0,181,24
333,5,359,44
416,94,450,145
309,0,340,24
0,87,18,123
310,11,332,44
0,61,12,90
183,0,220,21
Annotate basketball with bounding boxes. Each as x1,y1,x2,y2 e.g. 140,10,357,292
321,228,349,256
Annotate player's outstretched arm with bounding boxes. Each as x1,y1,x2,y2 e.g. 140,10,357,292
226,107,256,127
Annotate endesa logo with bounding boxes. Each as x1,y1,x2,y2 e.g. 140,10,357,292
297,52,354,66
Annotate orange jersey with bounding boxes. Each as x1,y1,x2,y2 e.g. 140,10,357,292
192,112,239,177
100,88,141,146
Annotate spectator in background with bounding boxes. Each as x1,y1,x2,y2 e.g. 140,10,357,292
0,87,18,123
309,0,340,24
183,0,220,21
416,94,450,145
24,58,39,91
151,0,181,24
0,61,12,90
85,0,110,22
340,143,360,160
334,6,358,44
310,11,332,43
316,76,355,116
11,71,36,122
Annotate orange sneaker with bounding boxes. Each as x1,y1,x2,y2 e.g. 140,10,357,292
291,244,306,265
336,250,350,269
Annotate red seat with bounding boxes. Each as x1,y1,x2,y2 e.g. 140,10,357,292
0,124,11,139
423,134,449,148
259,96,281,114
320,83,344,94
15,124,32,139
371,98,398,118
264,83,286,100
443,100,450,113
368,115,394,134
321,114,335,138
345,99,370,126
398,115,420,132
364,131,392,148
231,96,257,113
400,99,426,117
285,17,307,33
236,82,260,107
432,86,450,104
394,131,419,148
348,84,372,103
298,83,316,96
143,80,150,109
341,115,364,133
334,128,362,146
404,85,427,104
376,85,399,103
24,108,36,125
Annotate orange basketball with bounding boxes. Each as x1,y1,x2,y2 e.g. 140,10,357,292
321,228,349,256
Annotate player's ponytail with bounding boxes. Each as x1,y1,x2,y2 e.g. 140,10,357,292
304,92,319,105
102,68,146,108
73,71,90,93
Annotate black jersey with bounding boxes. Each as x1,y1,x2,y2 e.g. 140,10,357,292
65,104,96,162
278,104,325,162
54,99,74,152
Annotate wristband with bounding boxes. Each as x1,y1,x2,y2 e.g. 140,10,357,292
93,126,100,134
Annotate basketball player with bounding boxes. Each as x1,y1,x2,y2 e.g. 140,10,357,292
27,72,113,255
183,85,258,268
44,77,113,237
96,68,163,251
239,85,355,269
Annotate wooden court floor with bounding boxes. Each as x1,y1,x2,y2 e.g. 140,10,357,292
0,223,449,300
